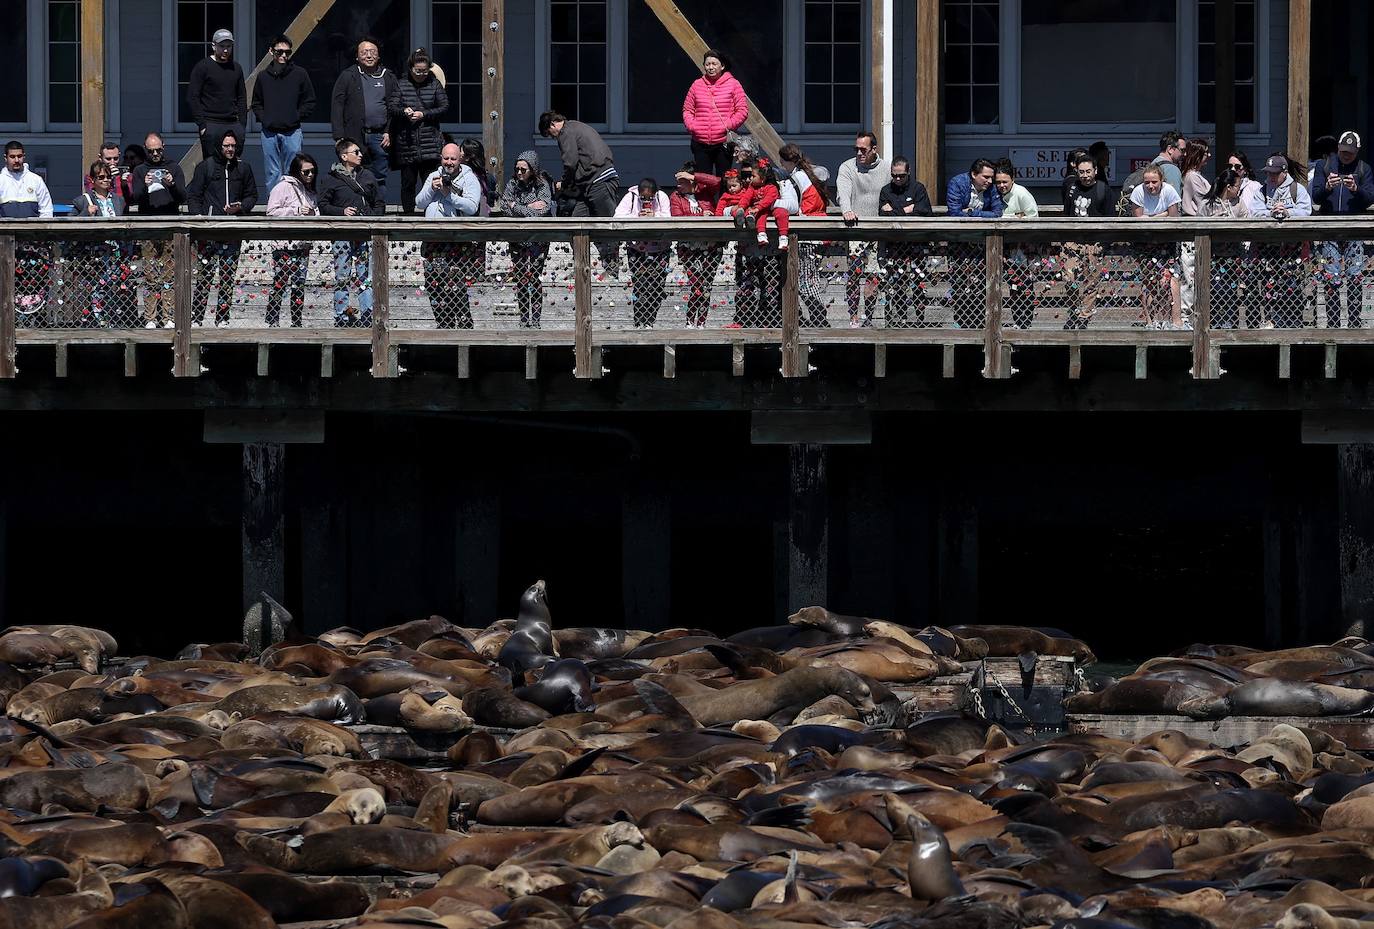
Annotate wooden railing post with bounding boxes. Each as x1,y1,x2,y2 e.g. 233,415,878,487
172,232,192,377
370,233,392,378
573,233,594,378
1192,234,1216,379
0,235,15,379
781,244,803,377
982,233,1005,378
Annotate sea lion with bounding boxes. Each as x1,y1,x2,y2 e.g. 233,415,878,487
497,581,556,676
906,813,966,901
200,872,369,923
788,607,873,637
463,687,549,729
237,825,559,874
0,763,150,814
677,668,876,727
68,879,188,929
1180,679,1374,720
212,683,364,724
1277,903,1368,929
322,787,387,825
951,624,1096,663
514,659,596,715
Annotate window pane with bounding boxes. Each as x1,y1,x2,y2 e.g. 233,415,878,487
578,85,605,124
946,87,971,125
1235,86,1254,123
460,85,481,124
49,44,78,83
971,52,998,85
49,84,79,125
48,1,81,126
550,4,577,42
971,85,998,124
580,3,606,42
49,2,78,42
0,2,25,122
1196,1,1258,126
946,0,999,126
550,44,577,84
433,2,483,123
804,2,831,42
626,0,783,124
1021,0,1175,123
947,5,971,44
833,4,861,43
833,84,860,122
255,0,411,125
579,44,605,84
804,46,830,83
945,46,971,83
833,43,860,83
804,87,830,124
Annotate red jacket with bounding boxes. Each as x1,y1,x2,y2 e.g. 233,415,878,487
669,172,720,216
682,72,748,146
746,182,780,215
716,186,756,214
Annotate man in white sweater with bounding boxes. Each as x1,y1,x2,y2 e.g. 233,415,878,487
837,131,892,327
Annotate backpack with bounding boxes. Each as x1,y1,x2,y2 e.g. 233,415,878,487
1115,165,1152,217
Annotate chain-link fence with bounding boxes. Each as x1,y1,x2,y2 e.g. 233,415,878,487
193,239,369,329
13,234,170,330
1207,235,1374,330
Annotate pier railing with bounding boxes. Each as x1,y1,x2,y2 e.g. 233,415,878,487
2,217,1372,380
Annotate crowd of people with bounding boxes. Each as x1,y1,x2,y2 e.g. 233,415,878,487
0,33,1370,331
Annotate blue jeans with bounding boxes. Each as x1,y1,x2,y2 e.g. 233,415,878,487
261,128,303,195
332,240,373,326
1320,240,1366,327
363,132,389,201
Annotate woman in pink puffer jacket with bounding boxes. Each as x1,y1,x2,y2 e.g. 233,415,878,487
682,49,749,177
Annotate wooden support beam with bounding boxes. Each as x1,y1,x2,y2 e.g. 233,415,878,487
1338,444,1374,638
81,0,105,181
0,236,15,379
788,444,828,613
573,234,594,378
256,343,270,376
642,0,786,161
1069,343,1082,379
1192,235,1216,378
1135,345,1147,379
320,344,334,377
123,341,137,377
482,0,505,183
55,343,69,378
1215,0,1237,161
663,344,676,379
242,442,286,642
1326,343,1338,379
781,247,803,377
874,343,887,378
941,343,954,378
916,0,941,203
524,344,537,379
1279,344,1291,378
172,233,192,377
457,344,471,378
369,234,391,378
732,342,744,376
183,0,341,175
870,0,887,157
982,234,1004,378
1288,0,1311,161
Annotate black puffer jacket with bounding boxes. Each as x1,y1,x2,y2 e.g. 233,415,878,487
388,76,449,166
318,164,384,216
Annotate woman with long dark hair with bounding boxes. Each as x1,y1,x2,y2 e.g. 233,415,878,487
682,48,748,176
389,47,449,214
778,143,833,327
265,153,320,326
460,138,497,213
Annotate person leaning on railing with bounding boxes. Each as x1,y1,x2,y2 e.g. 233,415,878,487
994,161,1039,329
186,128,258,328
777,143,833,330
668,164,724,329
1177,137,1213,327
264,153,320,328
615,179,673,329
498,150,555,330
838,131,893,328
1061,154,1113,331
318,137,384,328
1254,153,1313,329
70,160,134,329
0,141,54,325
1129,164,1183,331
1311,131,1374,329
415,142,482,329
1201,167,1252,330
946,158,1003,329
877,156,933,329
129,133,185,329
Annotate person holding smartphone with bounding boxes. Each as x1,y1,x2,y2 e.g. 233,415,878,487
186,129,259,327
1312,131,1374,328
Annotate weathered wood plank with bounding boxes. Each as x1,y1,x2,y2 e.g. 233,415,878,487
482,0,505,182
732,341,744,376
1135,345,1147,380
663,344,676,379
1326,343,1337,379
1069,344,1082,380
173,233,192,376
781,245,802,377
0,236,15,378
1279,344,1291,378
1192,235,1215,378
124,342,137,377
915,0,940,202
982,233,1004,378
524,344,537,380
80,0,105,183
1288,0,1311,164
369,234,391,378
573,233,593,378
874,343,886,378
942,343,955,378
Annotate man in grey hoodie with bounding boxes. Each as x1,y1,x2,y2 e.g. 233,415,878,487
836,130,892,327
499,149,555,328
417,142,483,329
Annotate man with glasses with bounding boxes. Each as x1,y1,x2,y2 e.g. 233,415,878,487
837,131,893,327
1151,131,1186,196
84,143,135,202
319,138,384,327
130,133,186,327
186,130,258,327
188,29,247,161
331,36,398,202
252,34,316,194
877,156,933,327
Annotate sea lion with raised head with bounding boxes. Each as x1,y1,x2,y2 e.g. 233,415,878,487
907,812,967,901
497,581,556,676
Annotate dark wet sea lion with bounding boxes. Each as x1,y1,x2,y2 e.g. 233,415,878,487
204,872,370,923
514,658,595,715
678,668,876,727
907,812,966,901
788,606,873,637
0,763,149,813
464,686,550,728
498,581,556,676
555,628,633,660
70,879,188,929
238,825,560,873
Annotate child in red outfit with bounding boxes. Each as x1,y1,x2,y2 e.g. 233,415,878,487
715,169,755,220
744,158,791,250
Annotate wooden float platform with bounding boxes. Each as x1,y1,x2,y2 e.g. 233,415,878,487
1068,713,1374,750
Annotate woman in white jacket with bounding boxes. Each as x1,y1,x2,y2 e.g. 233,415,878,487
615,179,672,328
264,154,320,327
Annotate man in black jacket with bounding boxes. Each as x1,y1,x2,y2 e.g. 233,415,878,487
1061,155,1112,330
876,156,933,328
252,34,316,195
319,138,384,327
188,29,246,161
186,130,258,327
129,132,186,327
331,36,398,203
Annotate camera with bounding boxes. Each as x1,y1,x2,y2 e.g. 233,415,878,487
439,167,454,188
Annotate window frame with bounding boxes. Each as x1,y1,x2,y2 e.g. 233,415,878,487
945,0,1270,140
540,0,870,137
164,0,246,133
428,0,485,132
0,0,120,135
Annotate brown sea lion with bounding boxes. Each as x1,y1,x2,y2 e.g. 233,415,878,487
237,825,561,873
212,683,363,723
950,625,1096,663
0,764,149,814
1277,903,1369,929
1180,679,1374,720
0,860,112,929
677,668,876,727
200,872,369,923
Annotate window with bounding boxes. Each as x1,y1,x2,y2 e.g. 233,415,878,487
944,0,998,125
1021,1,1176,124
0,5,28,123
549,0,606,125
803,1,861,127
1197,0,1256,125
48,0,80,125
177,0,234,125
255,0,411,126
626,0,782,126
432,0,483,125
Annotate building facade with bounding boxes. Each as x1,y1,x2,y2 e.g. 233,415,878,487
0,0,1332,201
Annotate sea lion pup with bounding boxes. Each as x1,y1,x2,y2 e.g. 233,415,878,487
361,615,466,650
1278,903,1369,929
788,606,873,638
515,659,596,715
0,763,150,814
677,667,876,727
950,624,1096,663
211,683,364,724
498,580,557,676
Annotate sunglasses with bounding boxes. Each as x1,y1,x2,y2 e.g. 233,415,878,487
301,168,317,175
145,148,164,155
515,166,530,173
854,147,871,154
273,47,292,57
890,173,909,179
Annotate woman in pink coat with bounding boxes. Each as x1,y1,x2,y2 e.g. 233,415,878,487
682,49,748,177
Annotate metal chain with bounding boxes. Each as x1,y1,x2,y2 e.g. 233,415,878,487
966,681,987,720
1072,665,1088,694
989,674,1036,732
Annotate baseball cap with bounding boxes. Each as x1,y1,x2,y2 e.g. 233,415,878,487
212,29,234,46
1339,131,1361,152
1262,155,1288,173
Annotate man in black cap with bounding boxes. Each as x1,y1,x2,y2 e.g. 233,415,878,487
188,29,247,160
1254,154,1312,328
1312,131,1374,328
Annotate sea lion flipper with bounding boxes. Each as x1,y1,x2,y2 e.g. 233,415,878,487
632,680,699,725
414,783,452,834
554,746,607,781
